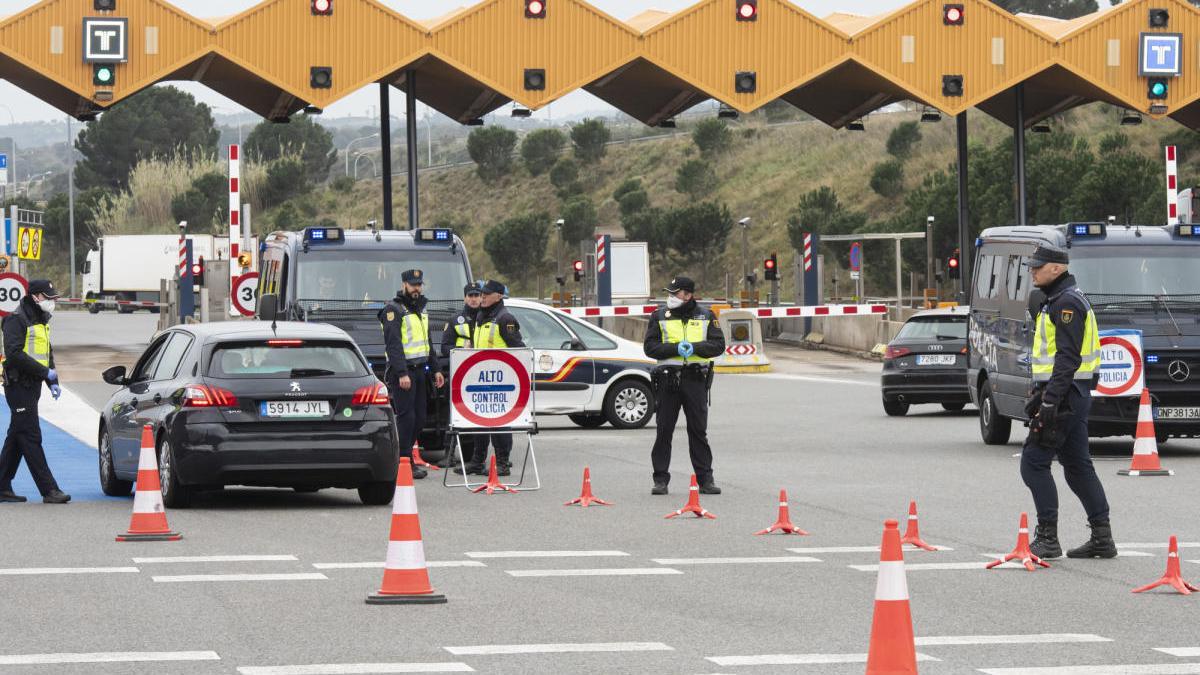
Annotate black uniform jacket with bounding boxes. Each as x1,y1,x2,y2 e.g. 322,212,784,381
441,304,478,358
378,293,440,377
1036,272,1092,406
2,297,53,386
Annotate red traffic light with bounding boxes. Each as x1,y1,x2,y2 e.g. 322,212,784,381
764,258,776,270
948,257,959,268
191,263,202,275
737,0,757,21
525,0,546,18
311,0,332,15
943,4,963,25
572,259,584,272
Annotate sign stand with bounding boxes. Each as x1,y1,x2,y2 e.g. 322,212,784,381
442,430,540,492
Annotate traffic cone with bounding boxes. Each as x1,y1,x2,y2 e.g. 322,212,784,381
900,501,938,552
665,474,715,519
411,442,439,471
865,519,917,675
1132,536,1199,595
471,455,517,495
116,425,181,542
1119,389,1174,476
564,467,611,507
754,489,808,535
366,458,446,605
986,512,1050,572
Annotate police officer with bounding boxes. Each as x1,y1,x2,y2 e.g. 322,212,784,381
1023,246,1115,559
380,269,444,480
643,276,725,496
444,282,483,475
471,280,525,476
0,280,70,504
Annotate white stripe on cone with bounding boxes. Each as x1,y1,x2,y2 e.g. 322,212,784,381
393,486,417,515
1133,436,1158,456
385,540,428,570
874,561,909,601
139,446,157,469
132,489,163,515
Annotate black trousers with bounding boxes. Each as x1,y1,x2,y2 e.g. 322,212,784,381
467,434,512,466
1020,383,1110,524
388,367,428,458
651,370,713,485
0,382,59,496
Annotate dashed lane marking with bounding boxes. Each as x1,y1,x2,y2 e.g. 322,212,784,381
851,562,987,571
1119,543,1200,549
0,652,220,665
916,635,1111,646
464,550,629,558
0,567,139,576
787,546,953,554
312,561,486,570
151,573,328,583
237,663,475,674
133,555,299,564
506,568,682,577
983,551,1155,559
979,665,1200,674
1157,650,1200,657
758,373,876,387
445,642,673,655
651,556,821,565
705,653,940,666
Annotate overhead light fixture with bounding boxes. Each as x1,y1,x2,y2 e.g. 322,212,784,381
1120,109,1142,125
942,75,963,97
94,0,116,10
1149,103,1169,115
511,107,532,118
524,68,546,91
310,66,332,89
303,106,323,115
920,106,941,123
735,71,757,94
1031,121,1050,133
847,118,865,131
659,119,677,129
717,105,738,119
466,118,485,126
1149,8,1169,28
77,112,99,122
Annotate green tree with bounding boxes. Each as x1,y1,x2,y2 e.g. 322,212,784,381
692,119,733,157
613,178,650,218
484,212,550,288
622,207,670,255
75,86,219,192
570,118,611,165
549,158,581,198
886,121,922,161
244,114,337,184
992,0,1097,19
520,128,566,176
42,190,101,269
785,186,866,253
466,126,518,182
559,195,598,244
1065,134,1162,224
261,158,309,209
661,202,733,287
170,172,228,232
675,159,718,199
870,160,905,198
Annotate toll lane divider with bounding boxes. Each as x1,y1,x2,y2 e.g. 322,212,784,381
554,303,889,319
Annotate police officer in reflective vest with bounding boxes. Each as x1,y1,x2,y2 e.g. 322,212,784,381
380,269,444,480
1023,246,1114,559
643,276,725,496
470,280,525,476
443,282,482,474
0,280,70,504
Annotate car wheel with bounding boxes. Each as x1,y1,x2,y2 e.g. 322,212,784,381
158,435,192,509
358,482,394,505
941,402,966,412
979,380,1012,445
882,396,909,417
98,426,133,497
568,413,606,429
604,379,653,429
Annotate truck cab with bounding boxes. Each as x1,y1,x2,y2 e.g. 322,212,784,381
969,223,1200,444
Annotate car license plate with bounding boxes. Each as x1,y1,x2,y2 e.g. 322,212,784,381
916,355,956,366
1156,407,1200,420
260,401,330,418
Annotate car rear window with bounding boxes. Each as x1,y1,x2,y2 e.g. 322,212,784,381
209,340,368,378
896,316,968,341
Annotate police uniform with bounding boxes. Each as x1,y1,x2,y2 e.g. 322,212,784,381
643,276,725,494
379,269,440,479
443,282,481,474
469,280,525,475
0,280,70,504
1021,246,1114,559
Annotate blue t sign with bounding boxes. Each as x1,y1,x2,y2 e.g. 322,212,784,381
1140,33,1182,76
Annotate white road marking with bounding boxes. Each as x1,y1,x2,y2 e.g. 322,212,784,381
133,555,298,564
852,562,986,571
506,568,682,577
758,373,876,387
1158,649,1200,657
312,561,486,570
464,550,629,558
651,556,821,565
0,567,139,576
40,386,102,447
152,573,328,583
915,634,1111,646
983,551,1154,559
979,665,1200,674
787,546,953,554
1119,542,1200,549
0,652,220,665
445,642,673,655
238,663,474,674
706,653,940,666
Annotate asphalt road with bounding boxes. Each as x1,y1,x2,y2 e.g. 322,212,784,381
3,314,1200,674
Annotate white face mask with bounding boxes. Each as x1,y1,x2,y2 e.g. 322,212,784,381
38,299,55,314
666,296,685,309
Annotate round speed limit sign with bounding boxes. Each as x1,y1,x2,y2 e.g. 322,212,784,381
0,273,28,317
232,272,260,316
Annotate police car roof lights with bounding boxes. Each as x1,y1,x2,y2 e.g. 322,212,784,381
415,228,453,244
1175,224,1200,237
1068,222,1107,237
303,226,344,244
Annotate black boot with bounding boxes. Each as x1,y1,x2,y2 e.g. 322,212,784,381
1067,521,1118,559
410,465,428,480
1029,521,1062,559
651,482,668,495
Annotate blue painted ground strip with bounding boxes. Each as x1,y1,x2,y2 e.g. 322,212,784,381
1,397,117,502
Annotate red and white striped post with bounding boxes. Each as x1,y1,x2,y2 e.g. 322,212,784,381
177,222,188,280
1166,145,1179,226
228,144,241,314
803,233,813,273
594,234,612,306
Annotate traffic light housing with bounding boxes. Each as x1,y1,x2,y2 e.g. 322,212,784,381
310,67,332,89
311,0,332,15
763,254,778,281
524,68,546,91
942,75,963,97
1149,8,1169,28
94,0,116,10
525,0,546,18
1148,77,1169,100
194,257,206,287
93,64,115,87
572,260,584,282
943,4,964,25
735,71,757,93
736,0,757,21
947,250,961,280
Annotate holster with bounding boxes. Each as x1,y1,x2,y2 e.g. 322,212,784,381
1029,399,1075,451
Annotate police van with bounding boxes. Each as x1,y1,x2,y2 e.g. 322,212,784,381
968,223,1200,445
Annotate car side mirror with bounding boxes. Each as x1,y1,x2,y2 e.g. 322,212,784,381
562,338,585,351
258,293,280,321
102,365,129,386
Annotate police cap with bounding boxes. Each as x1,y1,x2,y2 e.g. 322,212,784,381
480,279,507,296
664,276,696,294
1027,246,1069,268
464,282,482,296
401,269,425,284
28,279,61,298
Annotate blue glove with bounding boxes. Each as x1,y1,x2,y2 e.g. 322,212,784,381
46,368,58,383
677,341,694,358
50,384,61,400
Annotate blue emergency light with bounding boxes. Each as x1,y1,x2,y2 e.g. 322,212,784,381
1147,354,1160,364
304,226,343,243
1069,222,1106,237
415,228,453,244
1177,224,1200,236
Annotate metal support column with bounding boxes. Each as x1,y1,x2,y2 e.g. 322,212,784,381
67,115,77,297
405,71,419,231
955,111,971,302
1013,83,1028,226
379,83,394,231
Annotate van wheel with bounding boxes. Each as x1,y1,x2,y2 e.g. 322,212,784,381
979,380,1012,445
882,396,909,417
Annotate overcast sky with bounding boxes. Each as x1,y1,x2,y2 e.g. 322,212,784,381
0,0,907,125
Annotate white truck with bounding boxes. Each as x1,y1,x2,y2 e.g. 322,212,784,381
82,234,256,313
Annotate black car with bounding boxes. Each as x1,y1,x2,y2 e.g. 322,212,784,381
98,321,399,507
880,307,971,416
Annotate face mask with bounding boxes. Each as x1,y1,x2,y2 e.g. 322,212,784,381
666,296,685,309
38,299,55,314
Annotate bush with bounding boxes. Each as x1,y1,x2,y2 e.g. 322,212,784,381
886,121,922,160
331,175,355,193
549,158,580,193
520,128,566,176
261,158,308,209
870,160,905,198
612,178,642,202
559,195,598,244
618,189,650,218
570,118,611,165
170,172,227,231
692,119,733,157
467,126,517,182
484,212,550,288
785,186,866,253
675,160,718,199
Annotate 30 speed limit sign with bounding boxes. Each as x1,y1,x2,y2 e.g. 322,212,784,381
232,272,260,316
0,273,28,317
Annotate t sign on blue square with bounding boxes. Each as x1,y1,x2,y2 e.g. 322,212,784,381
1140,33,1182,76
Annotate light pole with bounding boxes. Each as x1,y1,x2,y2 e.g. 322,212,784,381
555,218,565,279
739,216,752,296
67,115,76,297
0,104,16,197
344,133,380,176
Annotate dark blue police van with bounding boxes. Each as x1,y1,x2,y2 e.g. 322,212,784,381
968,223,1200,445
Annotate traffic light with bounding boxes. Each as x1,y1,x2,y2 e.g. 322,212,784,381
763,254,778,281
238,252,252,269
943,4,964,25
947,250,961,280
93,64,115,87
194,257,206,287
311,0,332,15
524,68,546,91
573,259,584,282
735,71,757,93
310,67,332,89
525,0,546,18
1149,8,1169,28
1148,77,1169,100
942,75,963,97
736,0,757,21
94,0,116,10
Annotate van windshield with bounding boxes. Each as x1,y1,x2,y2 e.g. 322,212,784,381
1070,246,1200,298
296,250,469,305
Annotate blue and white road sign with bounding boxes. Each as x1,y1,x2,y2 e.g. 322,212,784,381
1140,33,1182,76
0,154,8,169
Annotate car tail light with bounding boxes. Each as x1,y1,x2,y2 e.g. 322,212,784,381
960,347,969,355
884,346,911,360
182,385,238,408
353,382,389,406
267,339,304,347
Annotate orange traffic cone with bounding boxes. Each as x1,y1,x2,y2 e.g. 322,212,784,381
1119,389,1174,476
411,442,439,471
986,512,1050,572
665,474,715,519
755,489,808,535
367,458,446,605
1133,536,1199,595
865,519,918,675
471,455,517,495
900,501,938,551
564,467,612,507
116,425,181,542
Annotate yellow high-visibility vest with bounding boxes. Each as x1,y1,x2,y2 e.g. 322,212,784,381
452,321,472,348
472,321,507,349
1032,296,1100,383
24,323,50,367
658,316,712,365
399,312,430,361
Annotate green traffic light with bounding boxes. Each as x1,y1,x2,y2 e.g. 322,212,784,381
1152,82,1167,96
93,65,113,86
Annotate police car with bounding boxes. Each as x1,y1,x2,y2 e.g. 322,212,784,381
968,223,1200,444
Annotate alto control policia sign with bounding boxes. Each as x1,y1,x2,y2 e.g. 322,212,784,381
450,349,534,430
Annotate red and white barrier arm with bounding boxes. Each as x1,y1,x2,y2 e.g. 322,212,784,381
554,303,888,318
58,298,169,308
